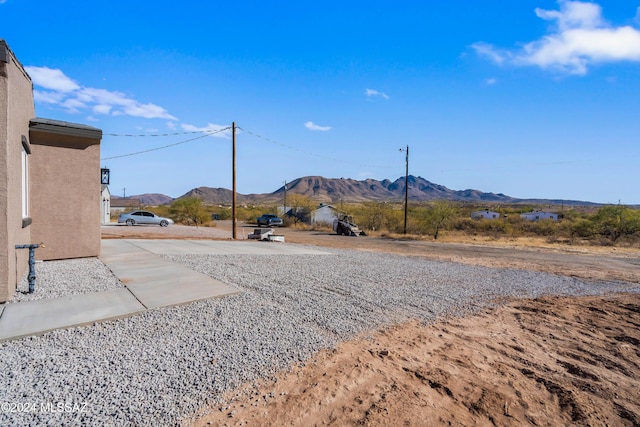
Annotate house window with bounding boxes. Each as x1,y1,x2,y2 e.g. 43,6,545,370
21,135,31,227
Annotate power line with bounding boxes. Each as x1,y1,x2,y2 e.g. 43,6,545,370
101,124,397,173
100,127,231,161
104,130,216,137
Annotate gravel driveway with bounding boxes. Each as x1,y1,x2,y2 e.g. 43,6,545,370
1,244,638,426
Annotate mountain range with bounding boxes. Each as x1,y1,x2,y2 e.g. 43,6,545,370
112,175,598,207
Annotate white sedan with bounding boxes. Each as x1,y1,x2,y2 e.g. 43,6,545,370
117,210,174,227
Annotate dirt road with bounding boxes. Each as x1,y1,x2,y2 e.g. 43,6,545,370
103,221,640,283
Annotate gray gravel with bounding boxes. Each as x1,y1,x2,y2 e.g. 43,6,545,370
11,258,124,303
1,247,638,426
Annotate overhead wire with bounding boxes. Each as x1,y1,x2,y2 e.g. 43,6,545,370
104,130,216,137
100,124,397,173
100,127,231,161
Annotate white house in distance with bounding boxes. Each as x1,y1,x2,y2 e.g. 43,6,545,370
521,211,559,221
100,184,111,224
310,204,340,225
471,210,500,220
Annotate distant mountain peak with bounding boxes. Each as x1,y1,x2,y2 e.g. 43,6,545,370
173,175,518,204
111,193,173,206
165,175,594,206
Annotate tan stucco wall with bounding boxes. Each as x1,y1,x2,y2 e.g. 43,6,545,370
29,134,101,260
0,43,35,302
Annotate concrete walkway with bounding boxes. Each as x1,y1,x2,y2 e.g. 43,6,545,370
0,239,328,341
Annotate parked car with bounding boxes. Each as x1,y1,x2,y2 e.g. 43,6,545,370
118,210,174,227
256,214,283,227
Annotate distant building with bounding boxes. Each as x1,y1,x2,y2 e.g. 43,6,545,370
471,210,500,220
310,204,340,225
521,211,558,221
277,206,291,217
110,198,142,213
101,185,111,224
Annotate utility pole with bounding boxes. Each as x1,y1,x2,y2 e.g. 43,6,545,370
399,145,409,234
122,188,126,199
283,180,287,218
232,122,237,240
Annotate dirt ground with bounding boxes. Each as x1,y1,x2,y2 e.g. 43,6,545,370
191,294,640,427
102,223,640,426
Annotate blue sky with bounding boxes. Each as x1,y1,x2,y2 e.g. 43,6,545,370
3,1,640,204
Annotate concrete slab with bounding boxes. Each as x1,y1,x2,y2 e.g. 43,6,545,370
0,239,270,341
100,240,240,309
100,239,149,261
0,289,145,341
126,278,239,310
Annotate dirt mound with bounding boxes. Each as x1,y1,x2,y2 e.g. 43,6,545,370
190,293,640,426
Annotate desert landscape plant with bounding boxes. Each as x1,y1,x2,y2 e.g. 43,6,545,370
168,197,210,227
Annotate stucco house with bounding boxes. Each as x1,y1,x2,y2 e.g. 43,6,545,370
1,40,102,302
471,210,500,220
520,211,558,222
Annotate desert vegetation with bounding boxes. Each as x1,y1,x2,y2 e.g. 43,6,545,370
145,196,640,247
346,201,640,247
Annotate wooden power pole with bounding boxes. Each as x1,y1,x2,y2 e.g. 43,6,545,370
232,122,237,239
400,145,409,234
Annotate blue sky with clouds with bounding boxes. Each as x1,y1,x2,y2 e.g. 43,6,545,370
3,1,640,203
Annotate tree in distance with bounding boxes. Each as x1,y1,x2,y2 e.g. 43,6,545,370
169,197,210,227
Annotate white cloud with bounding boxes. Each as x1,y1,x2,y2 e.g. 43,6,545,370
471,42,509,64
304,121,332,131
181,123,232,138
365,88,390,99
535,1,604,31
473,1,640,75
25,66,177,120
93,104,112,115
26,66,80,92
484,77,497,85
32,90,65,105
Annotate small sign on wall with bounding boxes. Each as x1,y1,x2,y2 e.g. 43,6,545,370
100,168,110,185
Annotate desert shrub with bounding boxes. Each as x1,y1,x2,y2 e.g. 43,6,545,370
477,219,509,234
373,207,406,234
236,206,270,223
210,209,232,220
615,233,640,247
528,219,558,236
405,202,458,239
556,219,574,237
589,205,640,243
451,218,477,233
353,202,395,232
169,197,210,226
149,204,171,218
571,218,596,238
